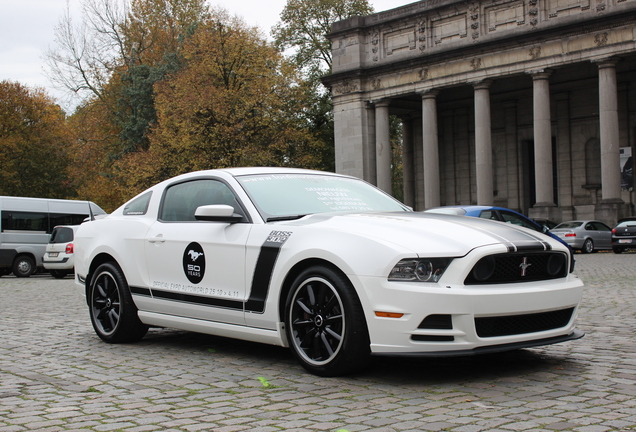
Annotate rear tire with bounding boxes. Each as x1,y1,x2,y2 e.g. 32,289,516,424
285,265,370,376
613,247,624,254
13,256,35,278
582,239,594,254
50,270,69,279
89,262,148,343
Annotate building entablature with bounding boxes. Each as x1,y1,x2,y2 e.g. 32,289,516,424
323,0,636,99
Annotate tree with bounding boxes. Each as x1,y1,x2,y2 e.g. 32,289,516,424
272,0,374,173
122,10,328,189
272,0,373,76
46,0,207,155
0,81,73,198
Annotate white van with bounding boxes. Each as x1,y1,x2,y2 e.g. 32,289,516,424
0,196,105,277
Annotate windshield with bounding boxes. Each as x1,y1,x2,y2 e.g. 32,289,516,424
237,173,408,221
555,222,583,229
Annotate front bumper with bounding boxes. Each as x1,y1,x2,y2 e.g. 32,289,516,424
372,329,585,357
353,246,584,356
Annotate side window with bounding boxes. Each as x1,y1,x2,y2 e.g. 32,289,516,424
500,211,538,231
596,223,611,232
479,210,497,221
160,179,240,222
585,223,594,230
1,211,48,233
123,192,152,215
50,213,89,227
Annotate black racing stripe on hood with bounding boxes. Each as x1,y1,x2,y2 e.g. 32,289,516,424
436,214,553,252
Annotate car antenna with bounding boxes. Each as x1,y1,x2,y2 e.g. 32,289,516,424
87,200,95,221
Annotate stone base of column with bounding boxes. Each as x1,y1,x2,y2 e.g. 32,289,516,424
528,203,558,224
595,199,632,226
558,206,575,222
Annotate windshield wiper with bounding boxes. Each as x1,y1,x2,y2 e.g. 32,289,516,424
266,214,308,222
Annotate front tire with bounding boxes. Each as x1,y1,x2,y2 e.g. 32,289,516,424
285,266,370,376
89,262,148,343
582,238,594,254
613,247,624,254
13,256,35,277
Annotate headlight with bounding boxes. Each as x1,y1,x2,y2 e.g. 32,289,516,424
388,258,453,282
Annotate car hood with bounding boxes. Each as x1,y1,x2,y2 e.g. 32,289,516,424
280,212,559,256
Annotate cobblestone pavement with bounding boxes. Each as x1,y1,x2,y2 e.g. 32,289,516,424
1,252,635,432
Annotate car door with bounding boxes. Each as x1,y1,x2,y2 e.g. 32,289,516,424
587,222,612,249
144,178,251,326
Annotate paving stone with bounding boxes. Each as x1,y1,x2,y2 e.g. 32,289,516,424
1,254,636,431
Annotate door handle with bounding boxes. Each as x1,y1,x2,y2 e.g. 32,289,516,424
148,235,165,243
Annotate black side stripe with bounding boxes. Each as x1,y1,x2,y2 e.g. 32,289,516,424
130,286,152,297
151,288,243,310
245,231,291,313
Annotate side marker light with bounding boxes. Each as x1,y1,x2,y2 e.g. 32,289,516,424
375,311,404,318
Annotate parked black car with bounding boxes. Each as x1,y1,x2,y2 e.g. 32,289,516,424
611,217,636,253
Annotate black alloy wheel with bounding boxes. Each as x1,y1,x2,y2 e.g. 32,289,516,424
89,262,148,343
285,266,370,376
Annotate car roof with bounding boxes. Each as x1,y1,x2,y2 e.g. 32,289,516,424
52,225,80,231
617,216,636,224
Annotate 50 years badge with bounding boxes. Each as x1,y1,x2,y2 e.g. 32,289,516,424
183,242,205,284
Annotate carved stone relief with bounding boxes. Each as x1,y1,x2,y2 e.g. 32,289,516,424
384,26,417,56
595,32,608,46
418,20,426,51
529,46,542,59
431,13,468,45
370,30,380,62
334,80,359,95
486,1,526,33
547,0,591,18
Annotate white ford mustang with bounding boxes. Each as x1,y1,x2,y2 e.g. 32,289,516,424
75,167,584,376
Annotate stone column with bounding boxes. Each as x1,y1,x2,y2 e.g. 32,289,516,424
421,91,440,209
474,80,494,206
401,117,415,208
597,60,622,202
364,102,377,185
374,100,392,194
531,70,555,207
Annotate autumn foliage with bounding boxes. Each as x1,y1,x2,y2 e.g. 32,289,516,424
0,81,73,198
16,0,372,211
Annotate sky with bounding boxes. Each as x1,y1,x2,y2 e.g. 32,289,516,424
0,0,415,112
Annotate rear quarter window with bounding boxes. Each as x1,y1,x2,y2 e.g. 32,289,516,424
123,192,152,215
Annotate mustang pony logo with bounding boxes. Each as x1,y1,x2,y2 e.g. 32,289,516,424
188,250,204,261
183,242,205,284
519,257,532,277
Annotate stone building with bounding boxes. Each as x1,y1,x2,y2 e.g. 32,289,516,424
322,0,636,225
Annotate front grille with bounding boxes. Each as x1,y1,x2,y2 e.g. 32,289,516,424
465,252,568,285
475,307,575,338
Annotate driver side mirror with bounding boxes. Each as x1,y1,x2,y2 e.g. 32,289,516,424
195,205,243,223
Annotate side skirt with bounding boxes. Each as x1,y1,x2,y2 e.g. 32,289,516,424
137,311,288,347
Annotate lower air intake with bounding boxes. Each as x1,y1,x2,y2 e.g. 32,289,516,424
475,307,575,338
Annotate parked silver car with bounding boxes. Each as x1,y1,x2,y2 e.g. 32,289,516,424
550,220,612,253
